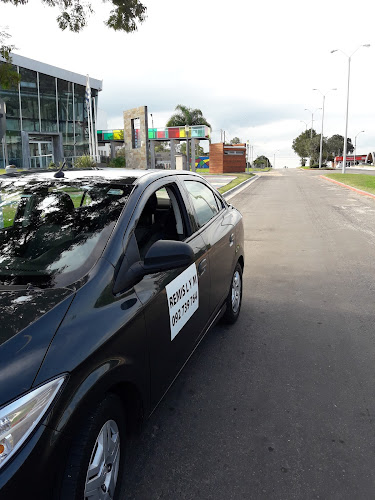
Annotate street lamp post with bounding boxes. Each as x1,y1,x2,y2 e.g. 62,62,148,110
304,108,320,167
354,130,365,166
304,108,321,139
300,120,308,132
331,44,370,173
313,88,337,168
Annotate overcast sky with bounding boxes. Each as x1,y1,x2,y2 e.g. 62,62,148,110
1,0,374,167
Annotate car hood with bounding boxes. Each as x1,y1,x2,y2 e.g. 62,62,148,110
0,288,75,406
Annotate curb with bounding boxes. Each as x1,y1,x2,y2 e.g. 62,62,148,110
320,175,375,200
223,175,260,199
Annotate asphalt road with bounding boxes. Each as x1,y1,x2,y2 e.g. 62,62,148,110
339,168,375,176
122,168,375,499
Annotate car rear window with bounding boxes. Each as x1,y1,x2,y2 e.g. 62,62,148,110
0,179,134,288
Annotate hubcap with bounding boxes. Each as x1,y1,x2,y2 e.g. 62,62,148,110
84,420,120,500
231,270,241,313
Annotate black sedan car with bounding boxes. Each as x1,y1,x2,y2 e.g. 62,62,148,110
0,168,244,499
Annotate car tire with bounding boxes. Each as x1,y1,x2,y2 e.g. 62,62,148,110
222,262,243,324
59,394,125,500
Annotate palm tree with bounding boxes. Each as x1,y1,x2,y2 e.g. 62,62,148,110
166,104,210,128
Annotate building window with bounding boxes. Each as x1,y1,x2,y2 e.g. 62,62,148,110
224,150,244,155
20,68,39,132
58,79,75,156
39,73,57,133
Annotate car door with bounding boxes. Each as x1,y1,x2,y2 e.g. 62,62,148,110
124,178,211,407
182,179,236,317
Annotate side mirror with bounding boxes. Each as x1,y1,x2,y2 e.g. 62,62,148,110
143,240,194,272
113,240,194,294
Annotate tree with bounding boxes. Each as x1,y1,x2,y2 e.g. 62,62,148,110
292,129,315,161
254,155,271,168
292,130,354,166
292,129,326,165
326,134,354,161
179,142,204,157
155,142,168,153
0,0,147,87
230,137,241,144
166,104,210,128
0,31,20,89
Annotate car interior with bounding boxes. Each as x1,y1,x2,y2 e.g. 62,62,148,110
135,187,186,259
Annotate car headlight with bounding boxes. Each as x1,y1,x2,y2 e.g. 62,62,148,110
0,375,65,469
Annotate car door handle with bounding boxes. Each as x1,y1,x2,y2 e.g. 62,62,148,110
198,258,207,276
229,233,234,246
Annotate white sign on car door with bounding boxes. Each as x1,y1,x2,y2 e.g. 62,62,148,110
166,263,199,340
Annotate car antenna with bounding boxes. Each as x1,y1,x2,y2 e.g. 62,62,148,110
54,161,66,178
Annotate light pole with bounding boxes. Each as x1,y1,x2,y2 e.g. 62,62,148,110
150,113,154,129
331,44,370,173
313,88,337,168
304,108,321,167
354,130,365,166
304,108,321,138
300,120,308,132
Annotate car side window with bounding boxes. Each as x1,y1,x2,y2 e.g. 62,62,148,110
184,181,219,228
135,185,186,259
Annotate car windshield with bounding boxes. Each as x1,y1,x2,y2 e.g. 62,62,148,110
0,177,134,288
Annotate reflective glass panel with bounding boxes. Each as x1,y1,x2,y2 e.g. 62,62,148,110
0,63,20,132
39,73,57,132
58,79,74,156
0,178,134,287
184,181,219,228
19,68,39,132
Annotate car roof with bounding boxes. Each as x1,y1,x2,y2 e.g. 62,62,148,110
0,168,204,186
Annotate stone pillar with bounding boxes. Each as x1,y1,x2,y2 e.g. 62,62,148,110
110,141,116,159
123,106,149,169
150,140,156,169
170,140,176,170
190,138,196,172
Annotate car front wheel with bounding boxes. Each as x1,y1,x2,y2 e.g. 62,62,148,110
222,262,243,324
59,394,125,500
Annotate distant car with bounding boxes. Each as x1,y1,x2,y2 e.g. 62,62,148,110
0,168,244,499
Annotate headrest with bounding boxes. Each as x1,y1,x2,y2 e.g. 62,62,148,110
145,193,157,213
41,192,75,223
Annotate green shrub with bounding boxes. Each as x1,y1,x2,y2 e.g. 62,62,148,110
109,156,126,168
74,155,96,169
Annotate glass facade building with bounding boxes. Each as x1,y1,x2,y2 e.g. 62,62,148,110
0,54,102,169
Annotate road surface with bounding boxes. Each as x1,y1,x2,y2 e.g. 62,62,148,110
122,168,375,499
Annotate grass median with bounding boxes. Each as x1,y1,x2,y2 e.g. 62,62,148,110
194,171,255,194
217,173,255,194
325,173,375,195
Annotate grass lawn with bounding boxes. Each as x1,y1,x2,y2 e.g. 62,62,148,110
325,173,375,195
246,167,271,173
218,173,255,195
